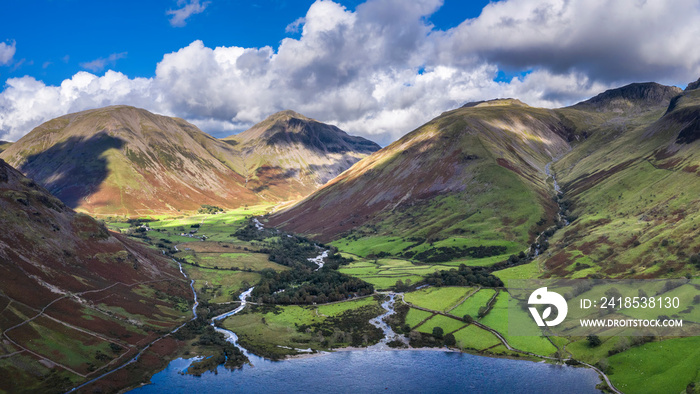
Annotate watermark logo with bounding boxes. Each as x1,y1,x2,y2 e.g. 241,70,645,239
528,287,568,327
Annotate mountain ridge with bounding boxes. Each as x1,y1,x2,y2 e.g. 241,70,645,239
0,106,379,214
223,110,380,200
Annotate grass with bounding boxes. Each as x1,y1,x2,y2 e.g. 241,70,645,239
449,288,496,319
403,287,473,312
493,261,542,284
608,336,700,393
338,258,454,290
184,266,261,303
415,314,467,335
478,292,558,356
452,324,502,351
405,308,434,329
20,317,116,374
222,297,383,357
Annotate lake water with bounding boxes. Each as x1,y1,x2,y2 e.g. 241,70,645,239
130,349,602,393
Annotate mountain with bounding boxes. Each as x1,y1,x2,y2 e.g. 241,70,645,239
0,105,260,215
268,99,574,257
0,158,192,392
0,140,11,153
267,82,694,273
570,82,682,113
543,80,700,278
0,107,379,215
222,110,380,201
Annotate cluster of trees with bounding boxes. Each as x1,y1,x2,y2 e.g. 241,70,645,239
251,268,374,305
262,236,320,270
401,245,507,263
171,315,248,374
407,327,456,348
691,254,700,269
126,218,155,227
297,304,384,348
232,219,271,241
421,264,503,288
197,204,224,214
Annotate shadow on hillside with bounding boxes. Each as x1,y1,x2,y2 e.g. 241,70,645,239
20,132,124,208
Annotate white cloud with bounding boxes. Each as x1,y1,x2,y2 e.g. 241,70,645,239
80,52,127,72
167,0,210,27
0,41,17,65
2,0,700,145
441,0,700,84
285,17,305,33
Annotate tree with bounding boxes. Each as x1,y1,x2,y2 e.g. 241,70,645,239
463,314,473,323
477,306,488,318
444,333,456,347
587,334,602,348
432,327,444,339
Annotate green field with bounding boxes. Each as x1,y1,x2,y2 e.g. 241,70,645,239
608,336,700,393
185,266,261,303
452,324,502,351
338,258,453,290
449,288,497,319
403,287,473,312
415,314,467,335
223,297,383,357
405,308,435,329
493,261,542,284
478,292,558,356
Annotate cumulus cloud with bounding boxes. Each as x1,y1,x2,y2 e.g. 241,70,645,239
0,41,16,65
2,0,700,144
167,0,210,27
442,0,700,84
80,52,127,72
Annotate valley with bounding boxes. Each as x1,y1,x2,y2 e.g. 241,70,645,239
1,79,700,393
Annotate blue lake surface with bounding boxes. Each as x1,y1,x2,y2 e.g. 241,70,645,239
130,349,602,393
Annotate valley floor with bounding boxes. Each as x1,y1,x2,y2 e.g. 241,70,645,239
67,204,697,394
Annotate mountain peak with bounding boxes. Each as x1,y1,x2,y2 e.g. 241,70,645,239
0,105,258,214
462,98,529,108
686,77,700,91
271,109,310,120
571,82,682,113
228,111,379,154
222,111,380,196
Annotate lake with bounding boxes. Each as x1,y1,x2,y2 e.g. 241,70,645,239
130,348,602,393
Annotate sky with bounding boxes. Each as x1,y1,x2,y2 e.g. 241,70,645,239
1,0,700,145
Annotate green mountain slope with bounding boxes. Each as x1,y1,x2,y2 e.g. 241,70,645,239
0,140,11,153
544,82,700,278
268,99,573,262
0,158,192,392
223,110,380,201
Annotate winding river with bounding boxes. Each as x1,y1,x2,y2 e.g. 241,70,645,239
210,287,257,358
130,284,602,394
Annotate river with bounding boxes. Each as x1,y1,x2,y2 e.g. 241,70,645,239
129,285,602,394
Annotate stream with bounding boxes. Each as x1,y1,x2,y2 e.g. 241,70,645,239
68,260,199,392
530,159,569,257
308,249,328,271
368,293,408,349
211,287,257,358
128,268,602,394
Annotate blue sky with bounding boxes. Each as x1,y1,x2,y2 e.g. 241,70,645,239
1,0,489,85
1,0,699,144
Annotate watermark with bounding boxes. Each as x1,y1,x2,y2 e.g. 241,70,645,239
528,287,568,327
508,279,700,336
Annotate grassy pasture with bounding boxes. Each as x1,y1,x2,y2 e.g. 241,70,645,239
403,287,473,312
